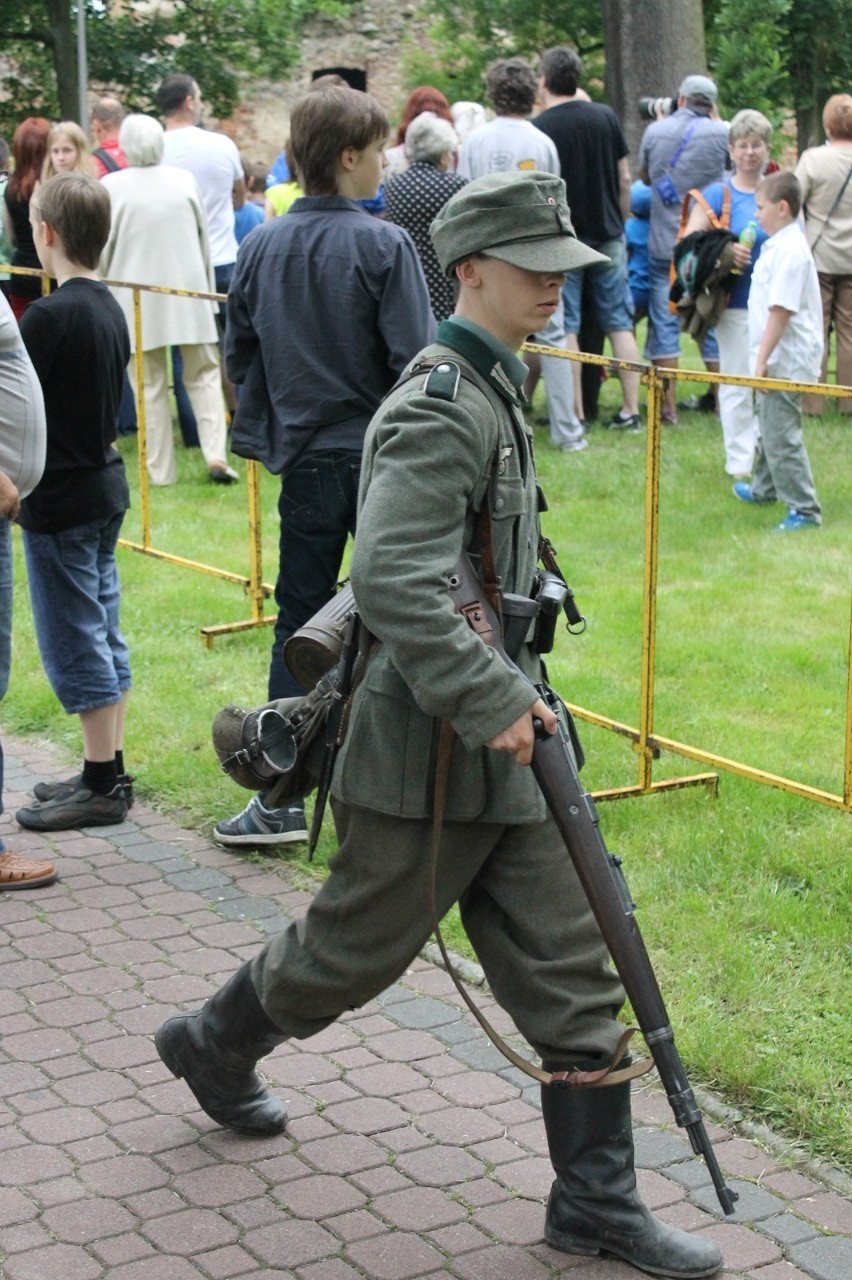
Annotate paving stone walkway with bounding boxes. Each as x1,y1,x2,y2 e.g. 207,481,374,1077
1,733,850,1280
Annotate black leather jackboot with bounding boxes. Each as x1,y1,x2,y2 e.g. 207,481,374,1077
540,1066,723,1278
155,963,288,1136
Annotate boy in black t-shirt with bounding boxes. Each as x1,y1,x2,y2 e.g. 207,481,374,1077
15,173,135,832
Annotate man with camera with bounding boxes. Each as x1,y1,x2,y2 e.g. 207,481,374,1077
638,74,729,422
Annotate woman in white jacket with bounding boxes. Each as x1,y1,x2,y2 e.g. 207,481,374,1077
100,114,235,485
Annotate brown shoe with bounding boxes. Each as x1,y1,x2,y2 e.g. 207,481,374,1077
0,849,59,890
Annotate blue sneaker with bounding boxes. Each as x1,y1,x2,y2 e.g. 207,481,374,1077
775,510,820,532
214,794,308,846
732,481,771,504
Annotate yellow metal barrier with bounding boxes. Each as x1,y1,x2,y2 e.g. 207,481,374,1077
100,275,277,647
1,263,276,643
5,261,849,813
525,343,852,814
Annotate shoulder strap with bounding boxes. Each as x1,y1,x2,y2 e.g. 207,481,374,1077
388,355,482,402
810,159,852,254
678,185,729,239
92,148,120,174
719,182,731,229
664,120,698,180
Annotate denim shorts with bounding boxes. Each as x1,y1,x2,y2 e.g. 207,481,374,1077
22,512,131,715
562,237,634,334
645,255,719,361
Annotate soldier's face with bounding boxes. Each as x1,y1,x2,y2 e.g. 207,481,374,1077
459,255,567,350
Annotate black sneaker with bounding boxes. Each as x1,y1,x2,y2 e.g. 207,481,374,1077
214,795,308,847
607,410,642,432
16,784,128,832
677,391,717,413
33,772,135,809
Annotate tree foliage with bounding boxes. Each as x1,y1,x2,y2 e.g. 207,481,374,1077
0,0,341,137
400,0,604,109
404,0,852,158
3,0,851,154
704,0,792,124
704,0,852,149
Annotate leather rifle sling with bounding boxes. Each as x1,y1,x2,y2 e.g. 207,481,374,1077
427,449,652,1089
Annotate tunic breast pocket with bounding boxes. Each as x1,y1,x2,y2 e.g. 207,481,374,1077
491,474,526,521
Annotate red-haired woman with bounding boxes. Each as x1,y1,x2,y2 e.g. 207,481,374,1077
385,86,453,178
2,118,51,320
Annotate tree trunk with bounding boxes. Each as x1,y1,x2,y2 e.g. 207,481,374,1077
602,0,707,172
790,54,822,153
45,0,79,122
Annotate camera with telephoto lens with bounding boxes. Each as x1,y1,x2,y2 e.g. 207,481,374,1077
639,95,676,120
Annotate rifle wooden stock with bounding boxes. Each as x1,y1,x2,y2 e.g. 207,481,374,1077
531,703,737,1216
449,552,738,1216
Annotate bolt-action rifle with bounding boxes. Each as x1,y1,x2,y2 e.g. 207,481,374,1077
449,552,738,1217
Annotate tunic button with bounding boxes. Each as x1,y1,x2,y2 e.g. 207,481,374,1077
494,498,504,511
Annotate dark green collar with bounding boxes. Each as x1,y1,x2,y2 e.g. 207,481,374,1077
437,318,528,405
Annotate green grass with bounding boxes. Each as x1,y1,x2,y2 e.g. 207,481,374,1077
2,365,850,1172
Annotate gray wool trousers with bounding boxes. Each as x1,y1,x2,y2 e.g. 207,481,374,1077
251,798,626,1065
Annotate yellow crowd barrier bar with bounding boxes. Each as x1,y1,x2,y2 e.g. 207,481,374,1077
199,456,275,647
4,258,848,812
525,343,852,813
92,272,277,638
1,263,276,633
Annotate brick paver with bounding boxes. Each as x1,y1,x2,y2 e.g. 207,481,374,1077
0,734,850,1279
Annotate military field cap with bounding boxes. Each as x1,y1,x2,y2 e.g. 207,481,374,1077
678,74,717,104
430,171,608,277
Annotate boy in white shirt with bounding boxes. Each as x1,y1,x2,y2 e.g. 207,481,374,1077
734,171,823,530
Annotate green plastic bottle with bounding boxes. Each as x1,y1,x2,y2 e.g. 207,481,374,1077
731,220,757,274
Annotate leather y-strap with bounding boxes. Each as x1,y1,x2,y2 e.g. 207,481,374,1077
427,457,652,1089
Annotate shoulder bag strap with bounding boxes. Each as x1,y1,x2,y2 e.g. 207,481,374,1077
679,185,728,237
664,120,698,182
809,159,852,254
92,147,121,174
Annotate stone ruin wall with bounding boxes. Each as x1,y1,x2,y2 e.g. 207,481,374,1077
220,0,432,168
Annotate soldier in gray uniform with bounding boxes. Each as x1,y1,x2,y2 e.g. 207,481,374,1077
156,173,722,1280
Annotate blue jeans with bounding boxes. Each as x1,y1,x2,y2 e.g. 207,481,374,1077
269,450,361,701
562,237,634,334
214,262,235,347
22,512,131,714
0,518,11,846
646,256,719,362
171,346,201,448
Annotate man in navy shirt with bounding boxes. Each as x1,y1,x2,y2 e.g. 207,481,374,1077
217,86,435,848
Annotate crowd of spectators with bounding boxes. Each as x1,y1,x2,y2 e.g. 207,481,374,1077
0,69,841,1280
0,59,847,873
